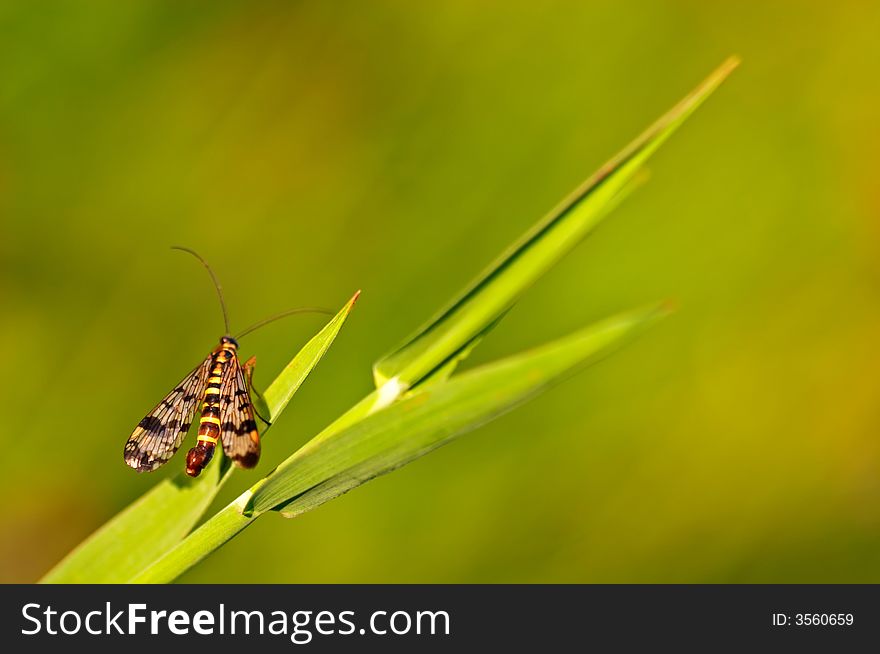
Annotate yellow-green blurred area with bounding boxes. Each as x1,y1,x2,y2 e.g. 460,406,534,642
2,0,879,583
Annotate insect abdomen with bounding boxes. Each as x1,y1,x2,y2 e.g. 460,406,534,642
185,344,234,477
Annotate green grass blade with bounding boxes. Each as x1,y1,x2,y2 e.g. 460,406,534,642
40,292,359,583
130,303,666,583
255,303,669,515
373,57,737,392
262,291,361,420
412,317,499,389
129,502,253,585
39,463,228,584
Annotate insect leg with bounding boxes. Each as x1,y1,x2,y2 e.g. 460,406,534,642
242,355,272,426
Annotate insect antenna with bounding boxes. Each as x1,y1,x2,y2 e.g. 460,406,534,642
172,246,231,335
236,306,333,339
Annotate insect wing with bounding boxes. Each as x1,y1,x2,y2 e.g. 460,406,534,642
219,353,261,468
124,355,213,472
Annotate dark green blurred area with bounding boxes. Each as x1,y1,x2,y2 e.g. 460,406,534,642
2,1,879,583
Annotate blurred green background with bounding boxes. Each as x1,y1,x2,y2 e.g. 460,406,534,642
2,1,879,583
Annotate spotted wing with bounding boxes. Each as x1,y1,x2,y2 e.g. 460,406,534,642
124,354,212,472
219,353,261,469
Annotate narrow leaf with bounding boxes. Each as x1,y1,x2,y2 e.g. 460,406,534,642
39,462,227,584
373,58,737,391
263,291,360,420
256,303,669,515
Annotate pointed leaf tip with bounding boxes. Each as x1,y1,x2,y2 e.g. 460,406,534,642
372,58,735,390
263,292,361,420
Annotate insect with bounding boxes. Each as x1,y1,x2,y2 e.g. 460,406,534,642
124,247,326,477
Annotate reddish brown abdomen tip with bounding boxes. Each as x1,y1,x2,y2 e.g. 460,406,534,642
185,444,213,477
